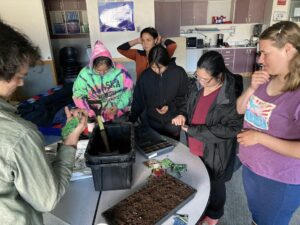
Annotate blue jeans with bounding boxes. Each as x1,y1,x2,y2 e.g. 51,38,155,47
242,166,300,225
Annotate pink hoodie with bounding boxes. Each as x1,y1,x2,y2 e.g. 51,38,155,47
73,40,133,120
89,40,127,71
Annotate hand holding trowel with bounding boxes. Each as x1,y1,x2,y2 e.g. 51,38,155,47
87,99,110,153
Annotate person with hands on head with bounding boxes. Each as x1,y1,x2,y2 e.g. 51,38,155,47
129,45,188,140
236,21,300,225
0,19,88,225
117,27,177,80
172,51,243,225
73,40,133,122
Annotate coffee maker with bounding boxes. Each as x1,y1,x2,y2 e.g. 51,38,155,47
250,24,263,46
217,33,224,47
253,24,263,37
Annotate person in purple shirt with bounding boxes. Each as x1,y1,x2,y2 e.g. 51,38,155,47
237,21,300,225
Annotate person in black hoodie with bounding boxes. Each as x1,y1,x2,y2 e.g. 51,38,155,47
172,51,243,225
129,45,188,139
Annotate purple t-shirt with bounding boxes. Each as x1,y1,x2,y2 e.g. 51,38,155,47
239,82,300,184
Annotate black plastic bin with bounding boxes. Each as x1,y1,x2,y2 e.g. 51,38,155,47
85,123,135,191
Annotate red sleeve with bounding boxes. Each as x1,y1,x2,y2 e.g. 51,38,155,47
165,39,177,57
117,42,138,61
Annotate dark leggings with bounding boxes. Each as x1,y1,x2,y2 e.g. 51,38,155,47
205,179,226,219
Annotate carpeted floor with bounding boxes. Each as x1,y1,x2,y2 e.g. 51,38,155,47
218,166,300,225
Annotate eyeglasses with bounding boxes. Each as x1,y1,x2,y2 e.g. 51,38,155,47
193,71,214,84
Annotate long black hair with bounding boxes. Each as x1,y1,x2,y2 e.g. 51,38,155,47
197,50,228,81
148,45,171,67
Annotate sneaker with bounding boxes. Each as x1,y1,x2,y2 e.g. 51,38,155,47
199,216,219,225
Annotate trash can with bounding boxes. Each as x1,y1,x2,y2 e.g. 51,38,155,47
85,122,135,191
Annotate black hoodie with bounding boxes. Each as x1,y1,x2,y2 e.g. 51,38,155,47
129,61,188,124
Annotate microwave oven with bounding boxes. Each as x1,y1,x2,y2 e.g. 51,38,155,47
186,37,197,48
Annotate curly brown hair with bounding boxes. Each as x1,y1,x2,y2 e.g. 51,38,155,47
0,20,41,81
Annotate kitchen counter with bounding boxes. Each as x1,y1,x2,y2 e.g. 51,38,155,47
186,46,257,76
187,45,257,50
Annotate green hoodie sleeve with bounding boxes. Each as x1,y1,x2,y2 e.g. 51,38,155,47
72,70,95,117
115,70,133,111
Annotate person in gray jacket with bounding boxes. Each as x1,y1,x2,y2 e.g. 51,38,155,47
172,51,243,225
0,20,87,225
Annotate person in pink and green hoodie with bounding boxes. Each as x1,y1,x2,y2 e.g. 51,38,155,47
73,41,133,122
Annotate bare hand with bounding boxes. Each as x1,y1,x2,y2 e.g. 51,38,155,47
64,107,88,147
181,125,188,132
156,35,162,44
156,105,168,115
237,129,261,146
135,37,142,45
105,106,118,119
172,115,186,126
250,71,270,91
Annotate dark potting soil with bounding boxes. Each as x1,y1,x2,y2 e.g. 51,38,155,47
102,173,196,225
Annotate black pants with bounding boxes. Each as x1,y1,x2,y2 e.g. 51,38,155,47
205,179,226,219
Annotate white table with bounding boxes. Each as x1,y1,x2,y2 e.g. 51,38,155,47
94,142,210,225
50,178,100,225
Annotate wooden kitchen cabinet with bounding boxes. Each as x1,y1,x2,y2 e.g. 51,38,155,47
45,0,63,10
234,0,267,23
62,0,86,10
203,48,234,72
202,48,256,73
233,48,256,73
181,1,208,26
221,49,234,72
155,0,208,34
155,0,181,37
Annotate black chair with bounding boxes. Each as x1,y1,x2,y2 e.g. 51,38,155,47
59,47,81,83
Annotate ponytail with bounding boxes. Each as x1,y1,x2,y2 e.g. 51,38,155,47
284,52,300,92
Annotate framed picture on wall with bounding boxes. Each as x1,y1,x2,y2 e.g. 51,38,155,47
98,1,135,32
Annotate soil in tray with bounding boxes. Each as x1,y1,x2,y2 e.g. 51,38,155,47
102,173,196,225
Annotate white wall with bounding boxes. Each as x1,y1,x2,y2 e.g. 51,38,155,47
264,0,291,25
86,0,155,58
207,0,232,24
270,0,291,25
0,0,52,60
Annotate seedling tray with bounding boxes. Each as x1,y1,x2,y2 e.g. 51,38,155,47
102,173,197,225
134,125,174,158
